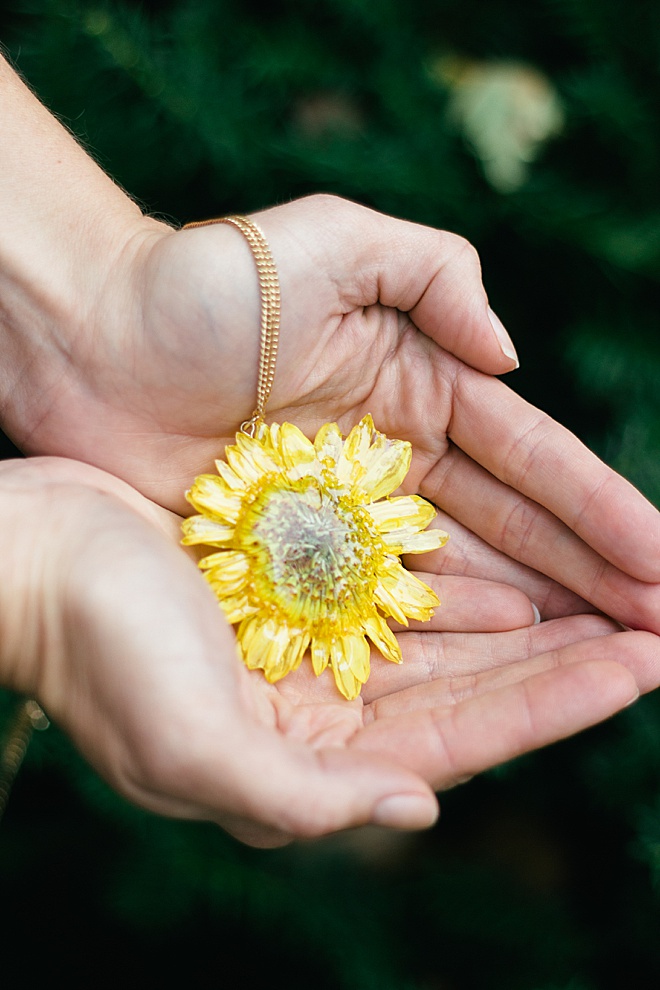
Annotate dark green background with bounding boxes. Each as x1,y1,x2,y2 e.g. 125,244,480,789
2,1,660,986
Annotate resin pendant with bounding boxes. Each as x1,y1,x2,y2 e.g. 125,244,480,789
182,414,448,700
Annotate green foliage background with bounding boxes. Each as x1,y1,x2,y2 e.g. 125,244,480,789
1,0,660,986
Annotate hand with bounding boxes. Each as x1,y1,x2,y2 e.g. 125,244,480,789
2,55,655,633
8,194,660,638
2,55,658,846
2,456,655,848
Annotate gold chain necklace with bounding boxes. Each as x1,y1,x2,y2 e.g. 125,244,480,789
183,216,280,436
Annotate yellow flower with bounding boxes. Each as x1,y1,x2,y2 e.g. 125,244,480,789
182,415,448,700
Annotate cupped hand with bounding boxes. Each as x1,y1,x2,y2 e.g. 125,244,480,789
3,456,657,848
10,194,660,636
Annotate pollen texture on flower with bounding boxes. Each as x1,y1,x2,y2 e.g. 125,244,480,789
182,415,449,700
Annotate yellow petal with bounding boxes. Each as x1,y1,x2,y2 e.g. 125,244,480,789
383,527,450,554
373,579,409,626
241,615,290,674
254,421,270,443
219,592,260,624
343,415,374,463
226,435,280,482
214,459,247,491
311,637,331,676
359,435,412,501
278,422,316,466
314,421,343,467
226,446,259,483
181,514,235,547
330,635,370,700
334,415,374,486
363,613,402,664
198,549,249,573
376,559,440,622
186,475,243,524
366,494,436,533
266,631,311,682
237,613,261,654
202,551,251,597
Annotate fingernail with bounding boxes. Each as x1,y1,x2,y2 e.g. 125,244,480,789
371,793,439,830
624,690,640,709
488,307,519,368
532,603,541,624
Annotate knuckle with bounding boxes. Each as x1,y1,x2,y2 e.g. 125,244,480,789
499,497,539,562
443,232,482,272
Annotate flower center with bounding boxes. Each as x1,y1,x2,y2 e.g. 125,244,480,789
239,480,380,626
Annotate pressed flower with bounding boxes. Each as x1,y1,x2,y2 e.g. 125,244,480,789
183,415,448,700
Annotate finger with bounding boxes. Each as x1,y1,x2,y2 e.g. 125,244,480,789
366,629,660,717
354,659,639,790
105,655,439,844
422,443,660,633
410,510,594,620
446,363,660,582
165,724,440,844
396,573,539,632
362,613,620,701
260,195,519,376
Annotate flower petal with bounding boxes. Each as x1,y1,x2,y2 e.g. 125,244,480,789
382,526,450,554
181,514,235,547
201,551,251,597
363,613,402,664
268,631,310,682
373,579,409,626
330,635,370,700
343,415,374,464
376,558,440,622
214,459,247,491
241,614,290,674
366,494,436,533
314,421,343,467
311,637,331,676
198,548,249,572
359,435,412,501
219,592,260,624
226,433,281,480
278,422,316,465
240,617,309,682
335,415,374,486
186,475,243,524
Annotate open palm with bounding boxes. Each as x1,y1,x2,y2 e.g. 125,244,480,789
12,457,653,848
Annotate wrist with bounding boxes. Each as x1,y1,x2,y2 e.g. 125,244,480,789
0,54,167,449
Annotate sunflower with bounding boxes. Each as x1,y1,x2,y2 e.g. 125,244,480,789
182,415,448,700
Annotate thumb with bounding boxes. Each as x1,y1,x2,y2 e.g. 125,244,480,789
263,194,519,375
218,730,439,848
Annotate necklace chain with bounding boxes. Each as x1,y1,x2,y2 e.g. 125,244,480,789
0,699,49,824
183,215,280,436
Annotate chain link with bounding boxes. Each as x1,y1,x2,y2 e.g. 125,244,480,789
183,215,280,435
0,699,49,823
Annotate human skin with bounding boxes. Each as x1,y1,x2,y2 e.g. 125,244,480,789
1,54,660,846
0,454,652,848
